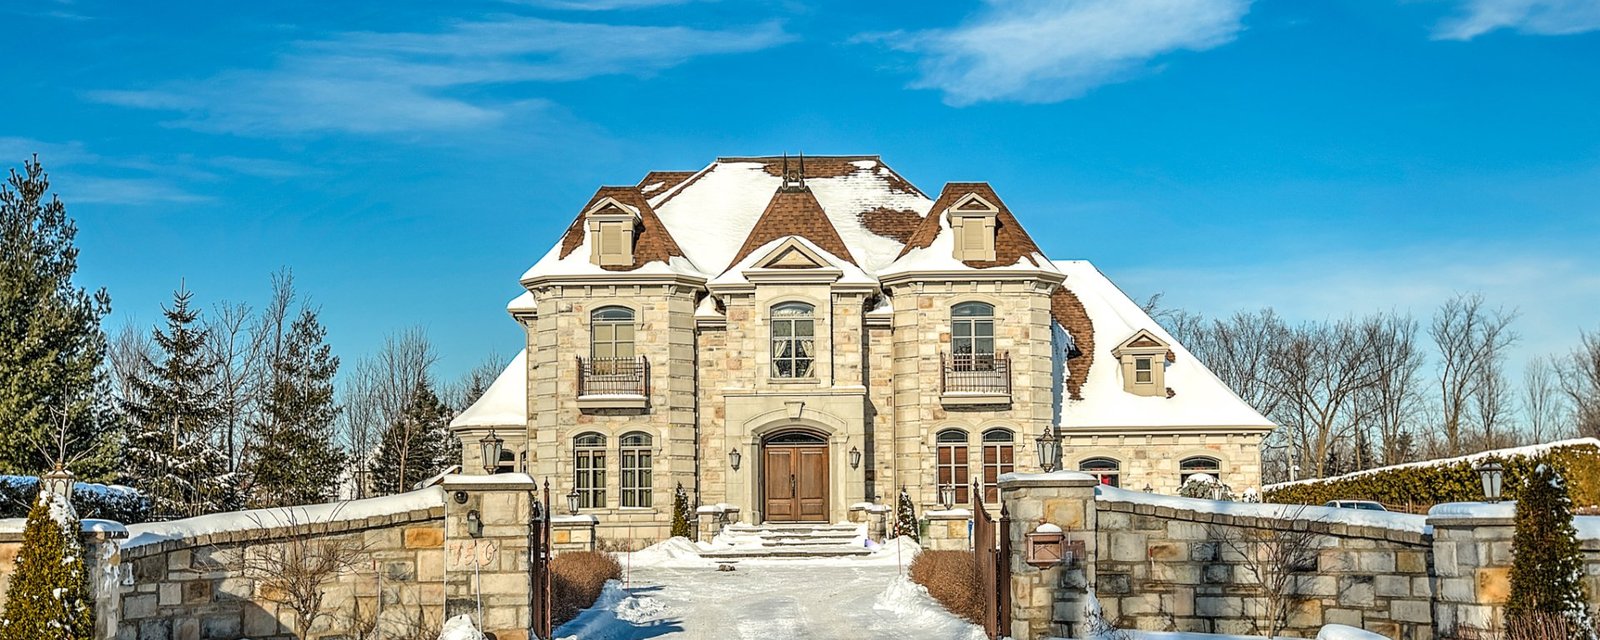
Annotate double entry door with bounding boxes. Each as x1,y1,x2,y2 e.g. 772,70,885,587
763,441,829,522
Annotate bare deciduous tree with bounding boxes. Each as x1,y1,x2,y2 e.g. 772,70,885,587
1522,356,1567,443
1430,293,1518,455
340,328,439,496
1558,329,1600,439
240,507,372,636
1354,313,1426,467
1266,318,1385,478
1215,515,1321,640
107,319,156,407
206,300,263,471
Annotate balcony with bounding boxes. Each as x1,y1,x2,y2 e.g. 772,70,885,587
940,351,1011,406
576,356,649,410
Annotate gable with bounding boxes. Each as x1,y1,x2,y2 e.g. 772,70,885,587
896,182,1046,269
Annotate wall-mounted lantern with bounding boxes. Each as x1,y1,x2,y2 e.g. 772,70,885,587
1476,460,1505,503
938,484,955,510
849,446,862,469
1025,523,1065,568
1035,425,1061,473
567,489,581,515
466,509,483,538
479,429,504,475
728,447,742,471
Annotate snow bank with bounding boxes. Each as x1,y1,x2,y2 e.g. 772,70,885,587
872,576,987,640
624,537,716,568
1098,485,1430,535
1317,624,1388,640
437,614,486,640
554,579,674,640
122,486,445,549
1266,438,1600,491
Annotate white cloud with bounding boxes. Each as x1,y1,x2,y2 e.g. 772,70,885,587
90,16,793,136
1434,0,1600,40
869,0,1251,106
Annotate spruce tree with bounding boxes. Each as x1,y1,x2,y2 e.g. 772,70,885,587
369,384,451,495
0,490,94,640
671,483,693,539
121,288,235,518
894,488,919,542
0,156,112,476
1506,464,1596,640
245,308,347,507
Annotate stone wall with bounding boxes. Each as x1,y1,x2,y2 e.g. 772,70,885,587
1428,504,1600,637
1094,499,1434,640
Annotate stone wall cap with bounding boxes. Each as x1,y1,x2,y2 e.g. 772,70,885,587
927,508,972,518
551,515,598,524
997,470,1100,488
440,473,538,491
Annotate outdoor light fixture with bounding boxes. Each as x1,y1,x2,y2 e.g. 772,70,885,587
938,484,956,510
1477,460,1505,503
1035,425,1061,473
1142,484,1154,493
479,429,505,475
567,489,581,515
466,509,483,538
849,446,862,469
728,447,742,471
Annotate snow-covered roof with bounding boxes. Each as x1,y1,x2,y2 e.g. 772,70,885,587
1054,260,1276,431
449,350,528,429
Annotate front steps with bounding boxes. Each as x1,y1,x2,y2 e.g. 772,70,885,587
700,522,873,559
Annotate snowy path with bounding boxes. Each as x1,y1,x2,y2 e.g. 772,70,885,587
554,563,987,640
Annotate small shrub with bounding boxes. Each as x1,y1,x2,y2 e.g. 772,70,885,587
1263,441,1600,509
909,550,983,624
1506,612,1597,640
551,551,622,625
670,484,693,539
894,488,919,542
0,491,94,640
1506,465,1595,640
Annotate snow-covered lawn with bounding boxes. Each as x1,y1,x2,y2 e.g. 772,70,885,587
555,554,985,639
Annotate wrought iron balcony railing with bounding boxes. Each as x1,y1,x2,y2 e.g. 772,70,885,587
940,351,1011,398
577,356,649,398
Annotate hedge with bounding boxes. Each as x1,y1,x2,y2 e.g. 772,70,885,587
1263,440,1600,509
0,477,150,524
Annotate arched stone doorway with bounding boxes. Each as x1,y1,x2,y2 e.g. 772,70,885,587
762,429,829,522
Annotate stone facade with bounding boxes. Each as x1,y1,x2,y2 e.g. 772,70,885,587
1429,508,1600,636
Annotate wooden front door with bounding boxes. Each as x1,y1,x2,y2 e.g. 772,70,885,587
763,443,829,522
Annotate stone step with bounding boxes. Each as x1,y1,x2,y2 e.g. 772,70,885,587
700,545,874,559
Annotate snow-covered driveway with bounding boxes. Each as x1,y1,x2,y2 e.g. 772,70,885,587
555,563,987,640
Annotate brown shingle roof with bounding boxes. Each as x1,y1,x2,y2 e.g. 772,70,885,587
728,185,857,268
896,182,1046,269
637,171,696,196
1051,287,1094,401
556,186,686,271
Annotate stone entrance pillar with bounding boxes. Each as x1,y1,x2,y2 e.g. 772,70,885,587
441,474,540,640
998,472,1100,640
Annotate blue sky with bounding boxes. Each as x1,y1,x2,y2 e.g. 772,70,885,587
4,0,1599,383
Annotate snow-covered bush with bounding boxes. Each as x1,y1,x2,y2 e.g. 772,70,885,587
908,550,982,624
552,551,621,625
0,492,94,640
1178,473,1234,501
1506,464,1596,640
894,488,919,542
1264,440,1600,509
436,614,485,640
0,476,148,523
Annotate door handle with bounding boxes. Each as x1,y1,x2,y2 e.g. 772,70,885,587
790,473,796,494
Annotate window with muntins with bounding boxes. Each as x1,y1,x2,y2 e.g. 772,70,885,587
1135,357,1153,384
1180,456,1221,486
620,432,652,508
951,302,996,370
936,429,970,504
1080,457,1121,488
591,306,636,362
574,433,606,509
770,302,816,379
981,428,1015,503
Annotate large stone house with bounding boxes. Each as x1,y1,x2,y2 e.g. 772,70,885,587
450,155,1274,540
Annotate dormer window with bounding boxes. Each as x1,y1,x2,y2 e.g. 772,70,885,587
948,193,998,262
1112,329,1171,397
585,197,639,267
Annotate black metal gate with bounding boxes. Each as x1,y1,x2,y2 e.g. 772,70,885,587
529,480,553,639
972,479,1011,639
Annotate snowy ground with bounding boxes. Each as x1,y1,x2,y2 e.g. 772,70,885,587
554,538,985,640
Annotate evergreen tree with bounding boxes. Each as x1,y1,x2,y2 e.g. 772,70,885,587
244,307,346,507
0,490,94,640
894,488,919,542
1506,464,1596,640
121,288,235,518
670,483,693,539
369,384,451,495
0,157,112,477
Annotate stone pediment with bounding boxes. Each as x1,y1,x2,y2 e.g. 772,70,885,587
754,237,836,270
1112,329,1169,356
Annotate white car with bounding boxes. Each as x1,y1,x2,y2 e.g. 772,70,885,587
1324,500,1388,511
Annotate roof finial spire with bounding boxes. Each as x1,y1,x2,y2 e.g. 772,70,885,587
781,151,807,192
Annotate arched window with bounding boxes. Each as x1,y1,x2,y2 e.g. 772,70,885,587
981,429,1015,503
1180,456,1221,486
1079,457,1120,488
591,307,636,374
496,448,518,474
620,432,653,508
573,433,606,509
771,302,816,379
951,302,996,370
936,429,970,505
